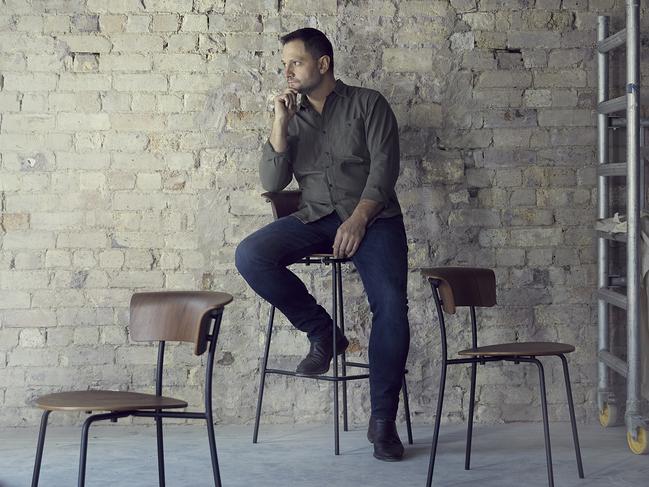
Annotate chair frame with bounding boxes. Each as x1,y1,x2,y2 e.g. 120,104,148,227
426,276,585,487
31,308,225,487
252,191,413,455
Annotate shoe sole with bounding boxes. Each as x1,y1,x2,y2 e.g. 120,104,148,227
373,452,403,462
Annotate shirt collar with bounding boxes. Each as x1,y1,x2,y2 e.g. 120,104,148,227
299,79,349,110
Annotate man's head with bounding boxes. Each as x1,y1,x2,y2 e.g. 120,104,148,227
280,28,334,94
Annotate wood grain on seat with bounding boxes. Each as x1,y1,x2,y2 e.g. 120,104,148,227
458,342,575,357
34,390,187,412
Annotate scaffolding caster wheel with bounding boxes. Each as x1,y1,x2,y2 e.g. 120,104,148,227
599,403,621,427
627,427,649,455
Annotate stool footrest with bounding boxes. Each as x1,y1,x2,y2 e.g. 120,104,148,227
265,368,370,382
343,361,409,375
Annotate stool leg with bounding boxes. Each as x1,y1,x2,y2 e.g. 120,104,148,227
253,305,275,444
31,410,50,487
401,375,413,445
559,354,584,478
426,361,447,487
336,262,349,432
332,263,340,455
533,358,554,487
465,361,477,470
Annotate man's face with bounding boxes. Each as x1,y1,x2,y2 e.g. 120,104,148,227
281,40,325,94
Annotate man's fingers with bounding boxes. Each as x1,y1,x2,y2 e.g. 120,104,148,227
343,237,357,258
347,241,360,258
333,232,343,258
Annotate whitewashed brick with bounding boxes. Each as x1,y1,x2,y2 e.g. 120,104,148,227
114,74,168,91
57,231,108,249
2,309,57,328
57,113,111,131
19,329,46,347
2,114,55,132
45,250,72,268
58,35,112,53
111,34,165,52
3,232,56,250
3,73,57,91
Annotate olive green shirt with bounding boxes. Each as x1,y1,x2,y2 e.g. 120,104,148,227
260,79,402,223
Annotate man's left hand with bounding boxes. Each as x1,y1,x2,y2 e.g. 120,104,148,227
333,214,367,259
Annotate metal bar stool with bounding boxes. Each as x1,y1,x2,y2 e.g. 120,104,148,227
422,267,584,487
252,191,413,454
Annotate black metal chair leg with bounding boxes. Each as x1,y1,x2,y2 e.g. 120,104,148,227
465,362,477,470
205,414,222,487
31,410,51,487
533,359,554,487
253,305,275,444
426,362,447,487
401,375,413,445
78,416,94,487
156,412,165,487
559,354,585,478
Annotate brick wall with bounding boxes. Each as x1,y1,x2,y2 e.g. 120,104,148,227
0,0,646,427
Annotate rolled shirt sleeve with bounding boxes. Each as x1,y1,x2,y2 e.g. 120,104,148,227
360,94,400,209
260,137,295,192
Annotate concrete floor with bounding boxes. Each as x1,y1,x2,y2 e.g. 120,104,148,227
0,421,646,487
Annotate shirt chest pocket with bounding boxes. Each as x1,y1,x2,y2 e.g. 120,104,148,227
333,117,366,158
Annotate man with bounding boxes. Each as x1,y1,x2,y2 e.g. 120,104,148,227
235,28,409,461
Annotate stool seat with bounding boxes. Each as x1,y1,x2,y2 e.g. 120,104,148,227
303,253,351,261
35,390,188,412
458,342,575,357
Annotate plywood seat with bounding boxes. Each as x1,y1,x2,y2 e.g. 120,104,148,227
458,342,576,357
35,390,188,412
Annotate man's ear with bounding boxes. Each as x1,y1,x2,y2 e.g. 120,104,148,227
318,55,330,74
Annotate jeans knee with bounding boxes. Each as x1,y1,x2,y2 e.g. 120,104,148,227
234,238,257,278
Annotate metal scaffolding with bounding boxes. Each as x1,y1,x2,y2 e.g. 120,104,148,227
596,2,648,455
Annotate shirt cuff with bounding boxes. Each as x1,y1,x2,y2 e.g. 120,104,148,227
360,185,387,207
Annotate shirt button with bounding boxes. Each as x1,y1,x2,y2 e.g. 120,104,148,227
322,130,326,134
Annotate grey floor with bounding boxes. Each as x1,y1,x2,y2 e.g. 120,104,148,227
1,421,647,487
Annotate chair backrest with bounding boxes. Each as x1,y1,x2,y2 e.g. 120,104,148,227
129,291,233,355
262,190,301,219
422,267,496,314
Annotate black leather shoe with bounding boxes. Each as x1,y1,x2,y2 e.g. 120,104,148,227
367,416,404,461
295,334,349,375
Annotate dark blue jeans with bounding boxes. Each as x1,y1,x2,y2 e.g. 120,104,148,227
235,211,410,420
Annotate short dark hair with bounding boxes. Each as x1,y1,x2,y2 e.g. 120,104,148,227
280,28,334,72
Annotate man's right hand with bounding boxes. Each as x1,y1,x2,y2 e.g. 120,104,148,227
274,88,298,124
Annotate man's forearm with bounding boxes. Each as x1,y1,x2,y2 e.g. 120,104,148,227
269,118,289,153
351,199,383,225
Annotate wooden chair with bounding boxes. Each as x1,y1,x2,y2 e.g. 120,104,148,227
422,267,584,487
253,190,413,454
30,291,233,487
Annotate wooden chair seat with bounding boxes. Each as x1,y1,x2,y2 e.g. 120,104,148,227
458,341,575,357
35,390,188,412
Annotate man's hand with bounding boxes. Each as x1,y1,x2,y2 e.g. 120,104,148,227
274,88,298,124
333,213,368,259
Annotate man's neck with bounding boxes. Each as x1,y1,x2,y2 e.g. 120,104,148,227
305,75,336,114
